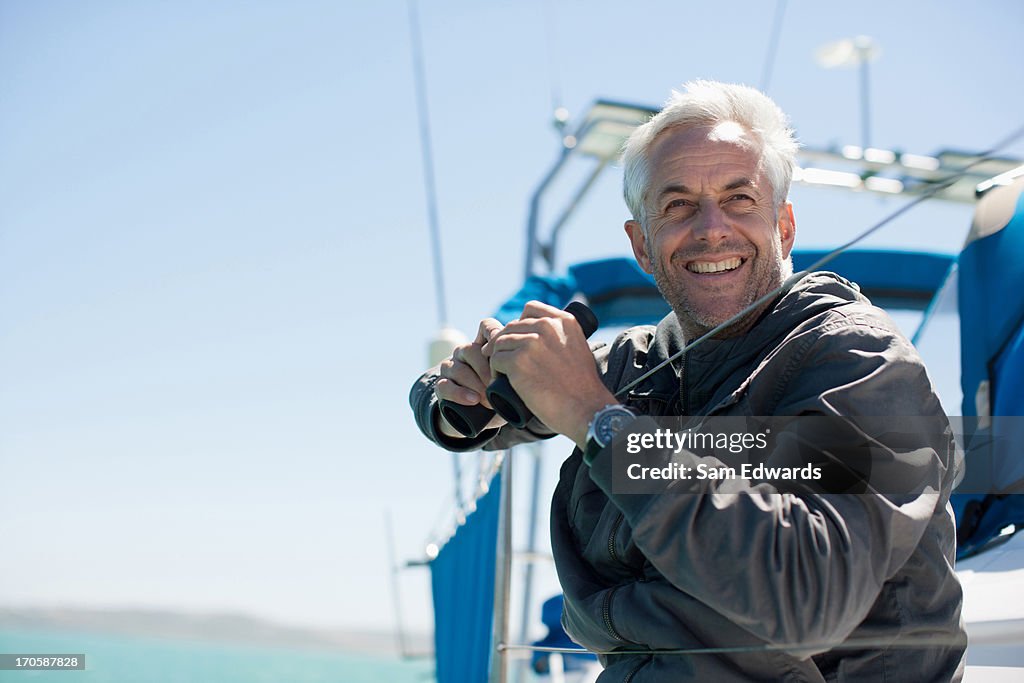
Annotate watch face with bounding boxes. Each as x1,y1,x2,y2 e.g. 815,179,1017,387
595,408,634,446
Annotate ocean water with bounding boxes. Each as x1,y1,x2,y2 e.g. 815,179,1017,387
0,629,434,683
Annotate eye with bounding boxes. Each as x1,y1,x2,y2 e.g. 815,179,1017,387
726,193,754,203
665,198,694,210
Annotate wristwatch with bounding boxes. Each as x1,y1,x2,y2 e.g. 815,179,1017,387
583,404,637,466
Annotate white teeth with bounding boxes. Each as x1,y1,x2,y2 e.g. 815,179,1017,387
687,257,743,274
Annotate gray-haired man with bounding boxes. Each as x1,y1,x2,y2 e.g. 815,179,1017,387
411,81,965,682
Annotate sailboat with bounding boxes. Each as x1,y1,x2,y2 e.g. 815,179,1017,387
413,98,1024,682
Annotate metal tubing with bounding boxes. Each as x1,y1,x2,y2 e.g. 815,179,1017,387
545,158,609,272
525,148,572,280
513,443,544,683
860,53,871,151
488,453,513,683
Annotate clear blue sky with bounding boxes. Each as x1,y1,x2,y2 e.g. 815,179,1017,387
2,0,1022,636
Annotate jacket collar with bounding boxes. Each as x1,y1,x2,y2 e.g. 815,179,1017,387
626,271,867,407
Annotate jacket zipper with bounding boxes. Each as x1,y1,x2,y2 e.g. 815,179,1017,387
602,585,627,643
607,512,624,565
623,657,649,683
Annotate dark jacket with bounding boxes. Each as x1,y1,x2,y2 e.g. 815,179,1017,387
411,272,966,682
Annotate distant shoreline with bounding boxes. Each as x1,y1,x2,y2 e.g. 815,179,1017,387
0,606,432,658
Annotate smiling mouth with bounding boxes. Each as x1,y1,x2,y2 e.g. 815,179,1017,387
686,257,745,274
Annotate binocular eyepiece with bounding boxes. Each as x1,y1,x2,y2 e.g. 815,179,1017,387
439,302,599,438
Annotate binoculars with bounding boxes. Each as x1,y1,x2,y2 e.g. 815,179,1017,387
439,302,599,438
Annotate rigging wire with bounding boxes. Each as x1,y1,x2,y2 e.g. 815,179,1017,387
542,0,567,128
407,0,450,327
759,0,788,93
407,0,466,516
384,511,411,658
614,122,1024,400
498,629,969,656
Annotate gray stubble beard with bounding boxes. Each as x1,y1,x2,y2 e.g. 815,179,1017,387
651,235,791,341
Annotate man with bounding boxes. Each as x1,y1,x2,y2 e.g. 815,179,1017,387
410,81,965,681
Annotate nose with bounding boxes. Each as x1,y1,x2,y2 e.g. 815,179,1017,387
692,200,733,243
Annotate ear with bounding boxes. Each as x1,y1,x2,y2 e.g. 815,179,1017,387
625,220,653,273
778,202,796,258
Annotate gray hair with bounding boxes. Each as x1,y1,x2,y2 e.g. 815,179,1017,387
622,80,798,229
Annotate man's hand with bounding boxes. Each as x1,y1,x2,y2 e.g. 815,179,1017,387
435,318,508,437
483,301,617,449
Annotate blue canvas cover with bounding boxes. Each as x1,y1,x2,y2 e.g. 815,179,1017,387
530,594,597,674
958,179,1024,418
494,258,666,328
792,249,954,308
494,250,952,329
430,474,501,683
951,178,1024,558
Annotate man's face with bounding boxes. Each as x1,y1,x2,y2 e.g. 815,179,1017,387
625,122,795,338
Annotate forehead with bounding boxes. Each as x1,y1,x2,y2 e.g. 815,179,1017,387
647,122,764,192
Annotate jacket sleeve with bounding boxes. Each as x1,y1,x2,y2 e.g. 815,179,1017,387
409,365,557,452
586,315,956,653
